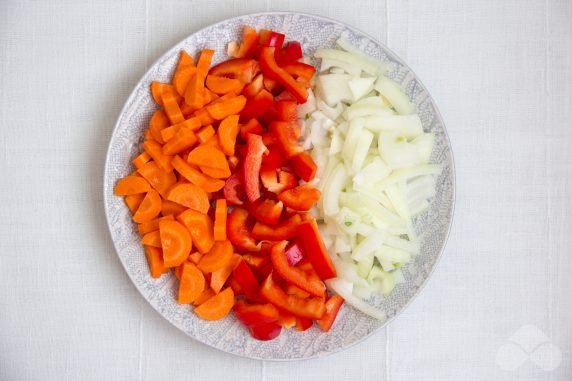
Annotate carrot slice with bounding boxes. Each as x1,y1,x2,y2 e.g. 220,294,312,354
114,175,151,195
124,193,145,213
206,95,247,120
144,129,157,143
213,199,227,241
189,251,203,264
194,107,215,126
151,82,182,106
137,215,174,235
211,254,240,294
144,246,167,278
133,189,162,223
132,151,151,169
167,183,209,213
172,51,196,96
197,240,234,273
137,161,177,198
141,230,162,248
161,117,201,142
196,125,215,144
218,115,240,156
161,199,188,217
178,261,205,304
201,135,223,151
185,49,215,109
143,140,174,172
162,127,197,155
194,287,235,320
149,110,169,144
200,165,231,179
193,288,215,306
177,209,215,254
171,155,224,192
206,75,245,95
162,91,185,125
159,219,192,268
187,145,230,174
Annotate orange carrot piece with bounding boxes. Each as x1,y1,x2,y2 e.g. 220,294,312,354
217,115,240,156
200,165,231,179
206,75,245,95
151,82,182,106
184,49,215,109
124,193,145,213
162,127,197,155
137,161,177,198
172,51,196,96
161,199,188,217
143,140,174,172
144,246,167,278
132,151,152,169
201,135,223,151
141,230,162,248
193,288,215,306
149,110,169,144
114,175,151,195
133,189,162,223
189,251,203,264
171,155,225,192
137,215,174,235
213,199,227,241
206,95,247,120
187,145,229,173
194,287,235,320
197,240,234,273
160,219,192,268
210,254,240,294
161,117,202,142
162,91,185,125
178,261,205,304
144,129,157,143
177,209,215,254
167,183,209,213
196,125,215,144
194,107,215,126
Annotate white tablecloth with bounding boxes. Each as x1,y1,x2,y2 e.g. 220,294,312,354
1,1,570,380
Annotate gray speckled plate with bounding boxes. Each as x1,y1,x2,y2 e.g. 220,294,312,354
103,12,455,360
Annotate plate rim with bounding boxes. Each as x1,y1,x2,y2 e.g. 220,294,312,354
103,10,456,361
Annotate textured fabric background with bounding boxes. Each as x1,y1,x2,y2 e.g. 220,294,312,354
0,1,570,380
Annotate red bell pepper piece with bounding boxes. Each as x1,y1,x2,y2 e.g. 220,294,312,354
269,121,303,158
286,283,310,298
239,118,263,141
264,148,287,169
209,58,260,84
270,241,326,297
260,167,298,194
259,47,308,103
234,300,279,327
276,100,298,123
278,310,297,328
297,218,337,280
274,90,297,102
227,207,261,252
258,29,285,48
282,62,316,81
290,152,317,182
295,317,313,332
227,274,243,295
284,242,304,266
242,73,264,98
277,184,321,211
276,41,303,66
316,294,344,332
250,199,284,225
243,133,268,202
240,89,274,120
233,260,262,301
260,274,326,319
241,254,270,270
250,321,282,341
252,214,301,241
230,26,259,58
223,172,245,205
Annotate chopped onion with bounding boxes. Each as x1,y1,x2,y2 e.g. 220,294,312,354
326,278,387,321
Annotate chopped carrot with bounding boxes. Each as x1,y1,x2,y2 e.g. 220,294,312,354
137,161,177,198
144,129,156,143
114,175,151,195
206,95,247,120
162,127,197,155
132,151,151,169
187,145,230,175
124,193,145,213
189,251,203,264
177,209,215,254
201,135,223,151
137,215,174,235
140,230,162,248
149,110,169,144
162,91,185,124
227,155,239,170
197,240,234,273
217,115,240,156
185,49,215,109
206,75,245,95
159,219,192,268
200,165,231,179
194,107,215,126
144,246,167,278
151,82,181,106
167,183,209,213
172,51,196,96
171,155,225,192
143,140,174,172
194,287,235,320
178,262,205,304
196,125,215,144
161,117,201,142
211,254,240,293
133,189,162,223
193,288,215,306
213,199,227,241
160,199,187,217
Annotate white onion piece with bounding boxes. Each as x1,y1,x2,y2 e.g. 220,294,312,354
326,278,387,321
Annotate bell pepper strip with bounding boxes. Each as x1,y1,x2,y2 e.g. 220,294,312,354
251,214,302,241
233,300,279,327
284,242,304,266
278,310,297,329
241,254,270,270
277,184,321,211
263,76,282,95
274,90,297,102
242,73,264,98
259,47,308,103
243,133,269,202
264,148,288,169
240,89,274,120
276,41,303,66
270,241,326,297
297,218,337,280
261,132,277,147
209,58,260,84
239,118,264,140
269,121,303,158
229,26,259,58
260,167,298,194
295,317,313,332
289,152,317,182
223,172,245,206
250,199,283,225
258,29,285,49
282,62,316,81
226,207,261,252
316,294,344,332
285,283,310,298
232,260,262,301
275,100,298,123
260,274,326,319
249,321,282,341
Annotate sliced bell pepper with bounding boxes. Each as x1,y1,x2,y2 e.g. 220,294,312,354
274,90,297,102
243,133,268,202
270,241,326,297
285,283,310,298
209,58,260,84
259,47,308,103
276,41,303,66
223,172,244,206
277,184,321,211
249,321,283,341
226,207,261,252
269,121,303,158
278,310,297,328
230,26,259,58
233,300,279,327
264,148,288,169
241,254,270,270
252,214,301,241
284,241,304,266
258,29,285,48
282,62,316,81
261,132,277,147
232,260,262,302
275,100,298,123
289,152,317,182
240,89,274,120
260,274,326,319
297,218,337,280
263,76,282,95
242,73,264,98
295,317,313,332
239,118,264,140
260,167,298,194
316,294,344,332
250,199,284,225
